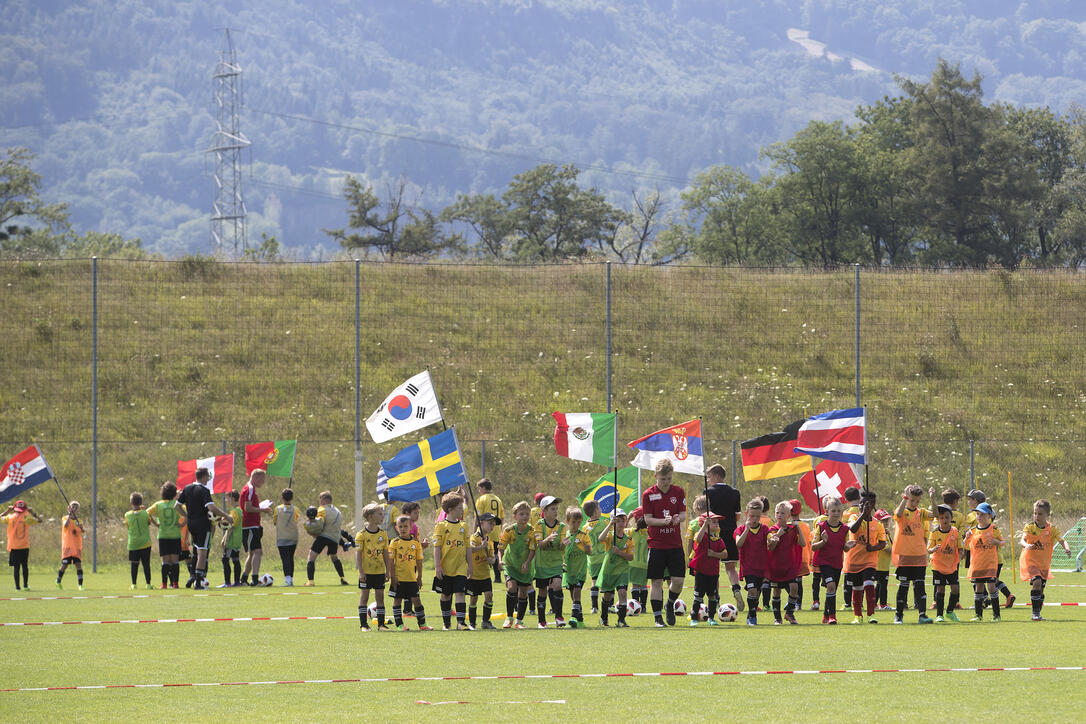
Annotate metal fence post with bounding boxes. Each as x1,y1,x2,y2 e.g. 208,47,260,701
354,259,363,528
481,440,486,479
969,439,975,491
605,262,612,413
222,439,228,507
91,257,98,572
731,439,738,487
854,263,861,407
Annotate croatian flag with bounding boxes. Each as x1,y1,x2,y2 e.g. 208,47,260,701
627,419,704,476
0,445,54,505
794,407,866,465
177,454,235,494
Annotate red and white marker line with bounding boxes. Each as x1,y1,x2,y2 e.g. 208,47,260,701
3,667,1083,693
0,590,354,602
416,699,566,705
0,615,351,627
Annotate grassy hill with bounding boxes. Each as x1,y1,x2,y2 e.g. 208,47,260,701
3,261,1084,555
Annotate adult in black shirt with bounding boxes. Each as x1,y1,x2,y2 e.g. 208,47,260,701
704,463,745,611
175,468,230,589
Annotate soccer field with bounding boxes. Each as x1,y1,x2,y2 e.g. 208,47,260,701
3,567,1084,722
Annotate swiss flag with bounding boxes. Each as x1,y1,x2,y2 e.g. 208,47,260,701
797,459,859,513
177,454,234,494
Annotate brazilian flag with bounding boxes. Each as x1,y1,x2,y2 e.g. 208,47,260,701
577,466,640,517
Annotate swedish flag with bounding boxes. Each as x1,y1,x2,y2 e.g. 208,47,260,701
577,466,639,516
380,428,467,503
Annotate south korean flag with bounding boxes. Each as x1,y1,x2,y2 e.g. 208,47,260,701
365,370,444,443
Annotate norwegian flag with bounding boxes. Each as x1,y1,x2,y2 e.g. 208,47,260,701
797,459,861,513
794,407,866,465
177,454,234,494
0,445,54,505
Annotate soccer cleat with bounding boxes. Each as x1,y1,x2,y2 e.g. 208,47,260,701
418,625,434,631
130,584,137,590
827,615,837,625
567,619,580,629
160,583,168,590
615,620,629,628
810,602,819,611
706,619,719,626
877,605,893,612
783,612,797,625
78,584,84,591
359,625,370,632
284,576,293,586
146,584,154,590
481,621,497,630
1004,593,1015,609
340,579,350,586
591,606,599,614
56,582,63,590
185,578,194,588
970,616,983,622
665,607,676,627
946,612,960,622
656,620,667,628
934,616,945,623
991,616,1001,623
396,625,408,632
443,626,453,632
918,614,933,624
554,616,566,628
537,622,548,629
376,625,392,632
893,615,903,625
458,623,474,631
773,619,783,625
822,615,830,624
512,621,526,630
746,617,757,626
216,583,230,588
733,591,745,612
502,618,514,629
868,617,878,624
303,580,315,587
689,620,699,627
1031,614,1044,621
851,616,863,624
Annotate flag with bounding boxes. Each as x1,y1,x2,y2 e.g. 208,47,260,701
577,466,640,517
627,419,704,476
0,445,54,505
377,468,388,497
794,407,867,464
797,459,861,513
366,370,443,444
244,440,296,477
740,420,808,481
379,428,467,503
552,412,616,467
177,454,234,494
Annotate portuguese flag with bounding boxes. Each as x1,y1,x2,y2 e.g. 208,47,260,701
739,420,808,481
552,412,616,467
244,440,297,477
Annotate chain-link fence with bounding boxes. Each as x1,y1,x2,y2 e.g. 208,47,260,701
2,261,1084,566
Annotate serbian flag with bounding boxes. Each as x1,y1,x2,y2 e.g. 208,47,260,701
0,444,54,505
794,407,866,464
244,440,296,477
740,420,807,481
628,419,703,476
177,454,234,493
797,459,860,513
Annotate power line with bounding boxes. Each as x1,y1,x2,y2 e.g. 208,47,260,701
243,105,695,186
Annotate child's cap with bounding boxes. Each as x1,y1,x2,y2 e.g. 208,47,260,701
789,499,802,516
534,492,546,504
13,500,26,511
936,504,953,516
975,502,994,516
967,489,986,502
700,512,724,521
873,508,891,522
477,513,498,523
539,495,561,509
612,507,627,518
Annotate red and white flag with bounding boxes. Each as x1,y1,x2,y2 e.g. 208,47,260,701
794,407,866,465
177,454,234,494
797,459,860,513
0,444,54,505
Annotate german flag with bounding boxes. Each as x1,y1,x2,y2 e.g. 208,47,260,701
740,420,809,481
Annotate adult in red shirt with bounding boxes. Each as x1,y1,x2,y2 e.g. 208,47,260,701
640,458,686,627
240,469,271,586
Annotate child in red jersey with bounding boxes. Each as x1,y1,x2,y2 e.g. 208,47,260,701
735,500,770,626
811,496,848,624
688,513,728,626
767,501,805,624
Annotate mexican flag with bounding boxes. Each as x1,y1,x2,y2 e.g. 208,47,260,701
244,440,297,477
552,412,616,467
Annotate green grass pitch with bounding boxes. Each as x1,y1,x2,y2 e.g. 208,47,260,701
2,566,1084,721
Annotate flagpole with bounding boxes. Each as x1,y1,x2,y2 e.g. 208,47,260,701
32,441,73,515
449,426,483,539
810,457,823,515
862,404,869,493
613,412,618,544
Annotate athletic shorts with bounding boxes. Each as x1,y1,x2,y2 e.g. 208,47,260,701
503,564,532,587
393,581,419,599
598,568,629,593
189,527,212,551
628,566,647,587
970,576,998,585
221,547,240,560
719,528,739,561
693,572,719,596
179,550,191,561
60,556,81,566
845,567,876,588
771,577,798,589
8,548,28,566
819,565,842,587
1029,576,1048,588
563,576,586,591
242,527,263,552
436,574,467,596
932,570,959,587
310,537,338,555
874,569,890,582
534,575,560,590
744,575,765,592
895,565,927,582
158,538,182,557
128,547,151,562
588,557,604,579
646,547,686,580
358,573,386,590
467,578,493,596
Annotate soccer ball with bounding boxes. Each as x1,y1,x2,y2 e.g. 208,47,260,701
718,603,738,622
217,517,231,530
195,578,210,590
367,601,378,619
258,573,273,587
626,599,643,616
697,603,709,621
672,598,687,616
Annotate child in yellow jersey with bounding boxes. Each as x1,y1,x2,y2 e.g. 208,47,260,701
965,502,1004,621
500,501,538,629
56,501,84,590
388,515,430,631
928,504,962,622
582,499,606,614
562,507,592,626
598,509,634,627
874,509,893,610
354,503,391,631
468,513,499,630
1020,499,1072,621
891,485,934,624
434,492,473,630
475,478,504,583
685,495,708,565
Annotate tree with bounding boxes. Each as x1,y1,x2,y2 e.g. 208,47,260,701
677,166,781,264
240,233,281,262
603,189,663,263
64,231,145,259
325,176,460,259
0,147,70,258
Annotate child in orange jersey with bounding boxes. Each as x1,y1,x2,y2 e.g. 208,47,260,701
928,504,962,622
3,500,41,590
56,501,85,590
844,491,887,624
965,502,1004,621
891,485,934,624
1020,499,1071,621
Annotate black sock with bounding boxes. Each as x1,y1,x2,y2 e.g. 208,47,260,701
651,597,663,621
537,592,546,624
948,590,959,612
787,596,798,615
483,602,492,624
572,600,583,621
332,558,345,579
997,580,1011,597
402,597,414,615
772,596,782,622
506,592,516,619
456,600,466,625
130,561,138,585
232,558,241,582
618,602,627,624
667,590,679,622
516,596,528,621
440,598,452,628
826,592,836,616
591,586,599,610
913,581,927,616
974,591,985,617
601,596,611,624
550,589,564,619
796,579,804,609
692,594,703,621
747,594,759,619
708,595,719,620
842,581,852,608
761,584,770,608
307,560,315,582
222,557,232,585
812,573,822,602
935,589,945,617
469,605,477,628
394,602,403,627
416,604,427,628
528,589,536,611
989,593,1001,618
1031,590,1043,616
358,605,368,628
76,569,84,586
375,605,385,627
57,568,64,583
896,583,909,617
13,567,19,589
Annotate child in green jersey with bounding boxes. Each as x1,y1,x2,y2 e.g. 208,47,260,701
219,490,243,588
598,509,634,627
533,495,567,628
147,482,185,589
562,507,592,627
125,492,152,589
499,501,537,629
582,499,606,613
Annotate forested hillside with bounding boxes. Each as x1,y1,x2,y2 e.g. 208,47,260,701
3,1,1086,256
